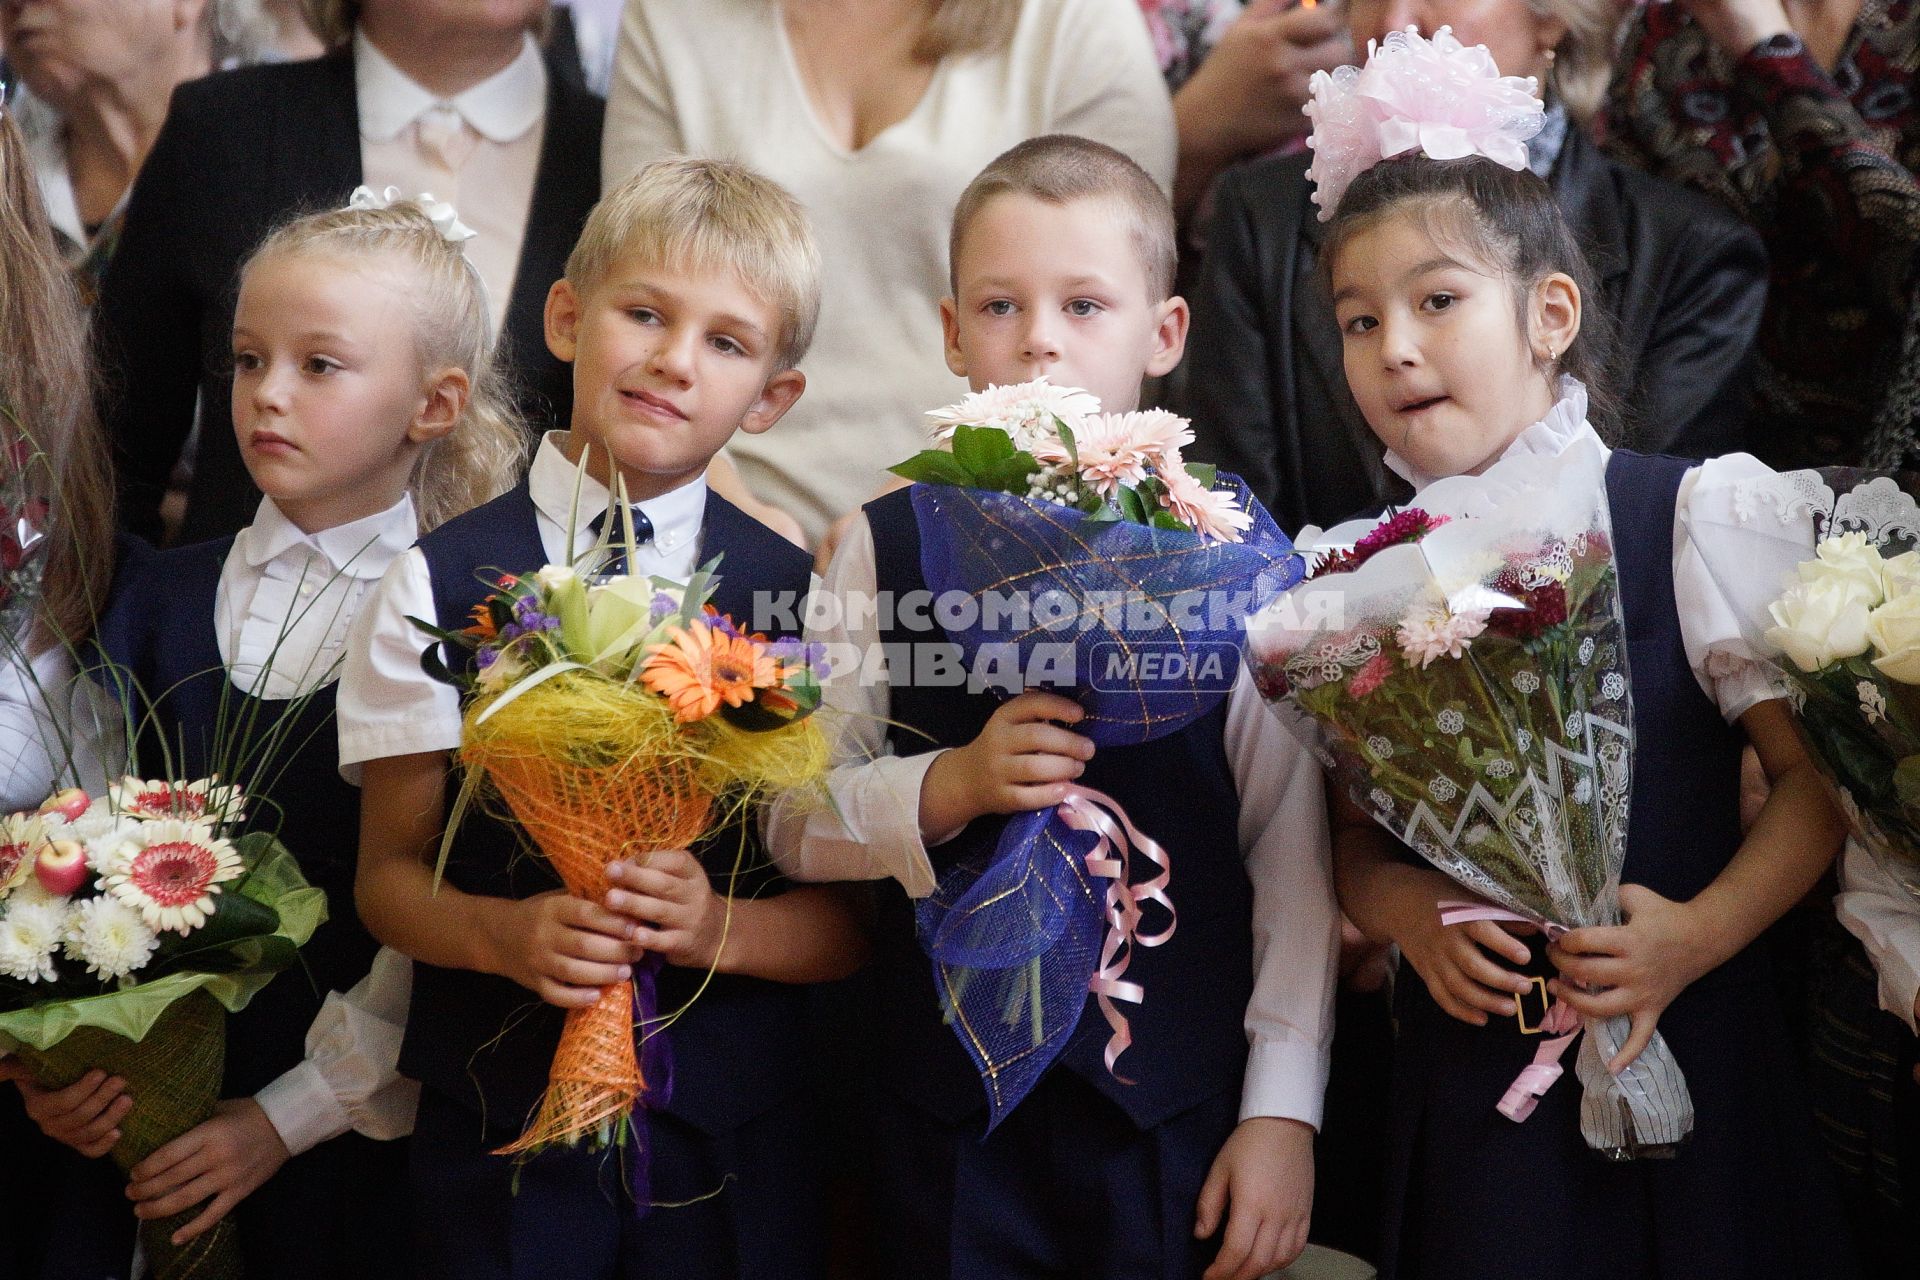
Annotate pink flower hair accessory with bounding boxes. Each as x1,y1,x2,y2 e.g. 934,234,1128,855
1304,26,1547,221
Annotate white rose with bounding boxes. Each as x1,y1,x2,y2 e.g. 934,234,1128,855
1800,532,1887,607
1883,550,1920,601
1766,575,1875,672
1868,593,1920,684
534,564,577,592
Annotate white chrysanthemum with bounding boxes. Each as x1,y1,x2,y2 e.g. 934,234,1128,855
48,809,144,875
0,813,48,901
0,899,68,983
110,777,244,828
100,819,244,935
924,378,1100,450
65,896,160,981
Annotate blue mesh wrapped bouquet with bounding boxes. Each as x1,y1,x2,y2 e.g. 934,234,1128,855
890,380,1302,1125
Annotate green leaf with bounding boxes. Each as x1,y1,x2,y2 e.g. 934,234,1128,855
1184,461,1219,489
889,451,973,487
1149,510,1185,531
1113,486,1148,525
983,451,1042,495
951,425,1015,476
1054,421,1080,468
1892,754,1920,812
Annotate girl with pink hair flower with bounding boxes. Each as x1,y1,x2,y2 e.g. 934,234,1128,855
1302,26,1859,1280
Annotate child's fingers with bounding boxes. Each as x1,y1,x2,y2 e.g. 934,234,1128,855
539,955,631,990
607,865,693,905
996,691,1085,724
1607,1010,1661,1075
1451,937,1532,996
134,1168,223,1221
1464,919,1532,966
1003,752,1086,786
1439,967,1517,1019
553,929,636,966
129,1140,209,1199
553,896,639,940
30,1071,122,1122
611,850,702,882
170,1188,243,1246
1193,1160,1229,1238
1006,722,1095,760
1547,980,1635,1021
1203,1198,1261,1280
67,1093,132,1151
1548,950,1627,989
1553,924,1629,958
535,978,615,1009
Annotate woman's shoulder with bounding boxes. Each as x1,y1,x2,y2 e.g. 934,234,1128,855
1562,129,1758,253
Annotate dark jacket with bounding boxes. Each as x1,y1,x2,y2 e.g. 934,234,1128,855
1180,130,1769,534
96,50,604,545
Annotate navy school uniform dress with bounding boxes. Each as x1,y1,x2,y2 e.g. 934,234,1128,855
71,537,410,1280
1377,452,1857,1280
857,486,1256,1280
406,482,823,1280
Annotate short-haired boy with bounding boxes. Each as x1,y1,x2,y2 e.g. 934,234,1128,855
342,158,866,1280
768,135,1339,1280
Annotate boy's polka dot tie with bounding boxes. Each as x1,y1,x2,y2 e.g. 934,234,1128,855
586,506,655,576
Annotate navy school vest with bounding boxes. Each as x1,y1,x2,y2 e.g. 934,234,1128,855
1603,453,1746,930
92,538,382,1097
407,481,817,1137
861,486,1256,1130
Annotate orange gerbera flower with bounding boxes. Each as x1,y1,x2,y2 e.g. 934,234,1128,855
641,620,779,722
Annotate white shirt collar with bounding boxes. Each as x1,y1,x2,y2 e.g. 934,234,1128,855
527,432,709,561
237,494,419,579
1384,377,1599,494
354,28,547,144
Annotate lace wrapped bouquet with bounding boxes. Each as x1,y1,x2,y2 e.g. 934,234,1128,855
1682,467,1920,897
1247,436,1696,1156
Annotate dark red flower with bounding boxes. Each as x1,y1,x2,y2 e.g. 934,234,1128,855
1308,508,1449,580
1484,570,1568,640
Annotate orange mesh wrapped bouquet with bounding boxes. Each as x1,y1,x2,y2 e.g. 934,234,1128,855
414,507,829,1158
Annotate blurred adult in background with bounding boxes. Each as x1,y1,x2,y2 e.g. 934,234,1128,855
1144,0,1349,227
1180,0,1769,536
1608,0,1920,470
603,0,1176,546
96,0,602,545
0,0,273,299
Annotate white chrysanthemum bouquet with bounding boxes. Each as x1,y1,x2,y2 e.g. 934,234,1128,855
0,779,323,1280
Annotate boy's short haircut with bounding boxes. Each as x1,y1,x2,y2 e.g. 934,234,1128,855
949,135,1177,301
566,157,823,370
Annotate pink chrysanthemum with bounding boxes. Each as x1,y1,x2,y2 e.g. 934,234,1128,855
110,777,243,827
1396,605,1490,669
100,819,244,935
1159,465,1254,543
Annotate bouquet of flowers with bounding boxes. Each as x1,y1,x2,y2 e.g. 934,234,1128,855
890,379,1301,1125
1,426,53,645
1246,436,1694,1157
1680,468,1920,896
413,488,830,1159
0,779,324,1280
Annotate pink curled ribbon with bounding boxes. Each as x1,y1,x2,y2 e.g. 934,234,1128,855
1438,901,1578,1123
1058,784,1176,1081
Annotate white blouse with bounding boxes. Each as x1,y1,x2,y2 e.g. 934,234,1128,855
216,495,417,701
602,0,1178,542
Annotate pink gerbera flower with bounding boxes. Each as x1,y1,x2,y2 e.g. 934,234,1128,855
1158,465,1255,543
1031,409,1198,499
110,777,243,827
100,819,244,935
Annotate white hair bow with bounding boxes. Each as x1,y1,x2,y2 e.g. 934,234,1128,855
345,185,478,243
